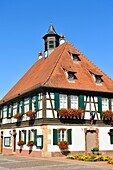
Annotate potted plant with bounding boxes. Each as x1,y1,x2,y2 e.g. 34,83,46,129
17,140,24,146
91,147,99,154
26,110,36,117
58,141,68,150
27,140,34,147
13,113,22,119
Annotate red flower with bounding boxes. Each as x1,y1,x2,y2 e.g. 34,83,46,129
26,110,36,117
17,140,24,146
13,113,22,119
58,141,68,150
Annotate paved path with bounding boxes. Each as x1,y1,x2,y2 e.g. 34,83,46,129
0,155,113,170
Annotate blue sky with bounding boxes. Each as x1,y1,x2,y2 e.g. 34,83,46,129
0,0,113,99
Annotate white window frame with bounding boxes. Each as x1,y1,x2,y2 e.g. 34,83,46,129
70,95,78,109
102,98,109,111
58,129,66,142
59,94,67,109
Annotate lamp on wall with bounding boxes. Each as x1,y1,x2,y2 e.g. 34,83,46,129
9,131,12,136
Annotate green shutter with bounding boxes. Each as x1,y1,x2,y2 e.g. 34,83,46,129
24,130,26,144
98,97,102,113
34,129,37,145
110,136,113,144
28,130,30,141
67,129,72,145
29,97,32,110
53,129,58,145
17,103,19,113
79,95,84,110
54,93,59,110
21,100,24,114
19,130,21,141
6,106,9,118
2,107,4,118
35,95,39,112
11,105,13,117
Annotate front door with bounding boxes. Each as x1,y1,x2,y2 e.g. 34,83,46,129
86,130,96,153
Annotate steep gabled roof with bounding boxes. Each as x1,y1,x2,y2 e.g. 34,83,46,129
2,41,113,101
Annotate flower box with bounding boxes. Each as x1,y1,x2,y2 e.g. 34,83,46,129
58,141,68,150
101,110,113,119
25,110,36,117
17,140,24,146
13,113,22,119
27,140,34,147
57,108,84,119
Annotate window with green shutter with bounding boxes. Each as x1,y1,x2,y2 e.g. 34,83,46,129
79,95,84,110
53,129,58,145
98,97,102,113
54,93,59,110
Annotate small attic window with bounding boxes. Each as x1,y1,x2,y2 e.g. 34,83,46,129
67,71,76,82
49,38,54,49
91,72,102,85
95,76,102,85
69,52,80,63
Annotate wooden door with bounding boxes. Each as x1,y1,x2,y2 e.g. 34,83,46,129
86,130,96,153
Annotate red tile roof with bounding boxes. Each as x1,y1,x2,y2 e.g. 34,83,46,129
2,41,113,101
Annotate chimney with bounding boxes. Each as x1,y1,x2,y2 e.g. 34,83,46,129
60,34,65,45
38,51,43,59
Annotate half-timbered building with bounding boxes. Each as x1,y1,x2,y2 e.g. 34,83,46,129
0,24,113,157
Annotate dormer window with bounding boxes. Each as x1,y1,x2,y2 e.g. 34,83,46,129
95,76,102,84
68,71,76,82
69,52,80,63
90,72,103,85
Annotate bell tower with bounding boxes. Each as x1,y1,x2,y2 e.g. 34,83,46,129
43,24,60,57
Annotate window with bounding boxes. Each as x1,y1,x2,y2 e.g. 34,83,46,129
53,129,72,145
95,76,102,84
70,95,78,109
91,72,102,85
102,98,109,111
49,38,54,49
60,94,67,108
58,129,66,142
69,52,80,63
4,137,11,147
68,71,76,82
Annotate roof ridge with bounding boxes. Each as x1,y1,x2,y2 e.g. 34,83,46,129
43,42,67,85
68,41,113,83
